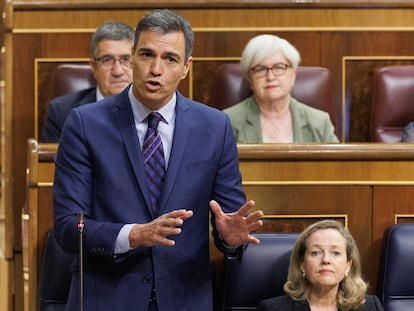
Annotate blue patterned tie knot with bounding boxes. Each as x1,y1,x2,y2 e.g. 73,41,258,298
148,112,162,129
142,112,165,215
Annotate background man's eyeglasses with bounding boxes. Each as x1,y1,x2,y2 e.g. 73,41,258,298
250,63,290,77
94,55,132,69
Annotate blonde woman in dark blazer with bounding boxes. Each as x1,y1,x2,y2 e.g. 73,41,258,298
224,34,338,143
257,220,383,311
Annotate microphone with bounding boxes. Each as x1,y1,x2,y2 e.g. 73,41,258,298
77,212,85,233
77,212,84,311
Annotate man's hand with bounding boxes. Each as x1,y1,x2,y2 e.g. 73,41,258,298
128,209,193,248
209,199,264,247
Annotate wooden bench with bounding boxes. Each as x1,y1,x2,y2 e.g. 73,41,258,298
23,139,414,311
22,139,57,311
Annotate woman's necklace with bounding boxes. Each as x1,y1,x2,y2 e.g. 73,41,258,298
260,108,293,142
262,116,283,133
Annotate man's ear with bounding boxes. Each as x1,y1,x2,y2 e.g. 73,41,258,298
181,56,193,80
89,58,97,78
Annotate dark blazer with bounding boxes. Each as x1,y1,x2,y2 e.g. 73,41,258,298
257,295,384,311
41,87,97,143
53,86,245,311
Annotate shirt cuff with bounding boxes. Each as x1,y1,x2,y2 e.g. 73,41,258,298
114,224,135,255
219,234,242,259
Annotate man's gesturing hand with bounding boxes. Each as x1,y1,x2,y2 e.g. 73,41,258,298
209,199,264,247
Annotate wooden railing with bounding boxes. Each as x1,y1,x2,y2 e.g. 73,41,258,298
23,139,414,310
23,140,57,311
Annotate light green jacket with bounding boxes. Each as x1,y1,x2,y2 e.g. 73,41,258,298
223,96,339,143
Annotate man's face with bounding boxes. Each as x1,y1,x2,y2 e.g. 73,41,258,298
131,30,192,110
90,39,133,98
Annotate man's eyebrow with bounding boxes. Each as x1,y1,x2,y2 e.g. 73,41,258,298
137,47,153,53
165,51,181,60
98,53,130,57
136,47,182,61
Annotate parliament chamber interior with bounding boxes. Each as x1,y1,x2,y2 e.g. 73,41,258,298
1,0,414,310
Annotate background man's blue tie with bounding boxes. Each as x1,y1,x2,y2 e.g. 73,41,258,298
142,112,165,215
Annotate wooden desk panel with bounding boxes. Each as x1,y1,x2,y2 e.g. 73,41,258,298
23,141,414,310
237,143,414,294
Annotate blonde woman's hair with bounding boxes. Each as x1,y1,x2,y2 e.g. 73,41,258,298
284,220,368,310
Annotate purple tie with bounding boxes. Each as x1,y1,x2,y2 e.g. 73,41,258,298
142,112,165,215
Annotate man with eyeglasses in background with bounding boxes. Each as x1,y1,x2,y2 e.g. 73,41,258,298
41,20,134,143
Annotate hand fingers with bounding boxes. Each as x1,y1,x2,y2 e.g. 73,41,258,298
247,234,261,245
147,222,182,247
209,200,222,216
246,210,264,223
162,209,193,220
237,200,256,215
155,228,181,246
179,210,194,220
158,236,176,246
248,219,263,233
157,224,182,236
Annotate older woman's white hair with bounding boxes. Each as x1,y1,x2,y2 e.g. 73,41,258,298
240,34,301,76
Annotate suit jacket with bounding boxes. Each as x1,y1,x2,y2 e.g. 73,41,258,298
257,295,384,311
53,86,246,311
223,96,339,143
41,87,97,143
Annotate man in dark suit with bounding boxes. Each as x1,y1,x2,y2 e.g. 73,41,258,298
53,9,264,311
41,20,134,142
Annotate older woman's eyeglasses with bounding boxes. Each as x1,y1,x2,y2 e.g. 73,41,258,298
94,55,132,70
250,63,290,77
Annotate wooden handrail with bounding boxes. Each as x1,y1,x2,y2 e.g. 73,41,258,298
238,143,414,160
12,0,414,10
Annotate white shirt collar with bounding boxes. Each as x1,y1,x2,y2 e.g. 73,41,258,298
96,87,105,101
128,87,176,126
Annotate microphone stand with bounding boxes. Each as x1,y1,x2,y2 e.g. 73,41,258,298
77,212,85,311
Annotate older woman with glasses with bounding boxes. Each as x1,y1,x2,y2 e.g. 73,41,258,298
224,34,339,143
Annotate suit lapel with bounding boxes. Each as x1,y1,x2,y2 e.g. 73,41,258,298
114,87,154,215
160,93,190,209
244,98,262,142
290,98,308,142
77,88,97,107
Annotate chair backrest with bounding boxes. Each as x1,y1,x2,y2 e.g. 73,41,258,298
208,64,336,127
370,65,414,143
38,229,74,311
376,222,414,311
49,63,96,99
221,233,299,311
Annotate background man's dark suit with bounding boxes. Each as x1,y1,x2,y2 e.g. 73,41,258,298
41,87,96,143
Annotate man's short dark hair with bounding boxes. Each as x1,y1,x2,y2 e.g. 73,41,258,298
90,21,135,58
134,9,194,63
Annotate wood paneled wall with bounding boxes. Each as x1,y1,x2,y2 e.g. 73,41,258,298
3,1,414,310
